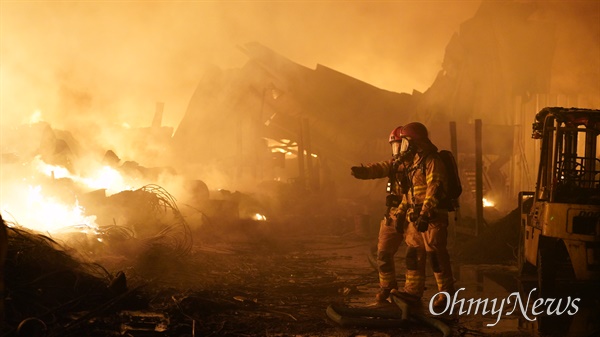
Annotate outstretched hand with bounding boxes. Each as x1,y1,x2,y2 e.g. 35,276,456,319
351,165,368,179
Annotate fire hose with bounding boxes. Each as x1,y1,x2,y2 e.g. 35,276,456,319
326,291,451,337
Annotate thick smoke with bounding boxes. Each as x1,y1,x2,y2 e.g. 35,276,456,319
0,1,480,226
2,1,597,235
0,1,478,132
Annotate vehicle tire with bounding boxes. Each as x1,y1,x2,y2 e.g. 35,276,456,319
517,224,536,278
517,234,537,295
537,245,557,298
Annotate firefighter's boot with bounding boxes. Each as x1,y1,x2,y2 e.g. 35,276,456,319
376,251,398,302
432,271,455,309
399,269,424,303
375,281,398,302
399,247,425,302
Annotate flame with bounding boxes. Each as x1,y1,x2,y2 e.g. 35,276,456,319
2,157,136,234
81,166,129,192
33,156,133,195
483,198,495,208
27,110,43,124
33,156,71,179
2,132,133,239
253,213,267,221
2,185,98,233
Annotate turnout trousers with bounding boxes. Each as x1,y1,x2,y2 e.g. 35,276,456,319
402,211,454,298
376,216,404,290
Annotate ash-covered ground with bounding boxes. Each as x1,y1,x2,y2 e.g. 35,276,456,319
2,199,598,337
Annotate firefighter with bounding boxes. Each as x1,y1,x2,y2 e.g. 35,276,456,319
351,125,409,302
352,122,455,308
392,122,456,308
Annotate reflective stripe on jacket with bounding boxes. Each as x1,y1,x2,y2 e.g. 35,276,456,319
405,151,447,218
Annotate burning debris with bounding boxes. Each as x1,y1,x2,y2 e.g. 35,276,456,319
0,1,598,336
80,185,192,253
0,183,196,336
2,220,128,336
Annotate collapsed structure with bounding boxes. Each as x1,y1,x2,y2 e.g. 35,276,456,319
0,1,598,335
172,1,600,228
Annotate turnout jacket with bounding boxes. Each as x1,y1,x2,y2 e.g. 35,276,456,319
361,150,447,219
358,159,404,195
404,150,447,219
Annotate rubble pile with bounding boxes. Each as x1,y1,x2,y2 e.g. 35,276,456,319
1,217,378,336
2,225,132,336
455,207,521,264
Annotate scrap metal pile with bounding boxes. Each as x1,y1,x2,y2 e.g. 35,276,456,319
0,215,388,337
0,184,197,336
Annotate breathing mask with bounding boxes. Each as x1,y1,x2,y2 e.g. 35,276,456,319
391,138,412,160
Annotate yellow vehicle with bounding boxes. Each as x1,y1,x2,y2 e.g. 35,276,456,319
518,107,600,296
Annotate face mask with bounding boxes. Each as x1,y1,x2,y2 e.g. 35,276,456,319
391,138,412,158
399,138,410,154
392,138,414,161
391,141,401,157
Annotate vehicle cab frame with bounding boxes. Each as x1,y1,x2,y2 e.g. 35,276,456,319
518,107,600,291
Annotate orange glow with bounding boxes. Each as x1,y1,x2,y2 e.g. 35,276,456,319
34,156,133,195
33,156,71,179
81,166,131,193
483,198,495,208
28,110,44,124
2,185,98,233
1,157,135,234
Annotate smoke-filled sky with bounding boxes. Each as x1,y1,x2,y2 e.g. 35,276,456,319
0,1,480,130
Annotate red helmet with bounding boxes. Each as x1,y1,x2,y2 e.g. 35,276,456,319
388,126,403,143
399,122,429,141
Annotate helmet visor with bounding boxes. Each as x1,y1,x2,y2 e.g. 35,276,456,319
400,138,410,153
391,141,401,156
391,138,411,156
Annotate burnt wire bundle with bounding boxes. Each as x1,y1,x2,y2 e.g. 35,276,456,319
3,224,115,327
133,184,193,256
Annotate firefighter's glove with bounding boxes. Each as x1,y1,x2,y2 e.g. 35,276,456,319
351,165,369,179
394,211,407,234
416,215,429,232
407,210,419,222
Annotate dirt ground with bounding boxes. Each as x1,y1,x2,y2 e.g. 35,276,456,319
4,212,597,337
132,216,597,337
130,222,457,337
92,217,529,337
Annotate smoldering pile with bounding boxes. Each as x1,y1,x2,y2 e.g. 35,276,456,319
455,207,521,264
0,184,195,336
79,184,194,271
2,224,131,336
